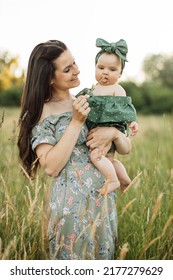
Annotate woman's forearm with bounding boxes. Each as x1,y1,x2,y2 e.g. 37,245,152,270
86,126,131,156
38,120,83,177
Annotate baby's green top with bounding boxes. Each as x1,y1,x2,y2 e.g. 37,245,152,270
76,88,137,135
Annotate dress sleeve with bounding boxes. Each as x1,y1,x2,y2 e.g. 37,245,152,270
31,118,57,151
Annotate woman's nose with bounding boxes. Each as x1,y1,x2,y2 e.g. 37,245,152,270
73,65,80,75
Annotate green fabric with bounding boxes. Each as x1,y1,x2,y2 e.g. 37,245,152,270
95,38,128,69
76,88,137,135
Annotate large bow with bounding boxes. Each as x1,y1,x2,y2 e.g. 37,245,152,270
96,38,128,62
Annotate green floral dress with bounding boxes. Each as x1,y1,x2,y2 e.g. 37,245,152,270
31,112,118,260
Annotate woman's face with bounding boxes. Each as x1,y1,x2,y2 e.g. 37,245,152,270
51,49,80,90
95,52,122,85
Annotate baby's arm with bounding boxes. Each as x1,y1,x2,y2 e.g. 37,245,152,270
115,85,138,136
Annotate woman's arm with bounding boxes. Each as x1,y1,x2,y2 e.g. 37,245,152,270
86,127,131,159
35,96,90,177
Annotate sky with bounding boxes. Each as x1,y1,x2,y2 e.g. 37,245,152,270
1,0,173,93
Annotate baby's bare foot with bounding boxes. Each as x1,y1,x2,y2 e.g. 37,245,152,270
120,180,131,192
98,180,120,196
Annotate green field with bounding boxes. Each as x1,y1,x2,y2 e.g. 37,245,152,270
0,108,173,260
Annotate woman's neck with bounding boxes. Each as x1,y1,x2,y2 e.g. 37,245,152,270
51,89,71,102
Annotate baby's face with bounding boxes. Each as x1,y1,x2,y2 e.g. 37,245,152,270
95,53,122,85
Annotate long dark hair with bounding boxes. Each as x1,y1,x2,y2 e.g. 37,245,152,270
17,40,67,177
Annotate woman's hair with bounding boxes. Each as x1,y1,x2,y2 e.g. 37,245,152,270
17,40,67,177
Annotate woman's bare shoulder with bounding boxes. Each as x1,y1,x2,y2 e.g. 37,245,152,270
38,95,75,123
38,102,53,123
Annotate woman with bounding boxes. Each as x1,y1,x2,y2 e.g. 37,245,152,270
17,40,131,260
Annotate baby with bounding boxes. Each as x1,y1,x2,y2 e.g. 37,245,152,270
77,38,138,194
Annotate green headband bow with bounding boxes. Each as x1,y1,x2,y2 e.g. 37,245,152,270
95,38,128,68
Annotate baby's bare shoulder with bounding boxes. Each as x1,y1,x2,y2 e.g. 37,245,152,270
114,84,126,96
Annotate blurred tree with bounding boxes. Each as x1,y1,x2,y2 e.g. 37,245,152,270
120,80,145,111
140,81,173,114
142,54,173,88
0,50,24,92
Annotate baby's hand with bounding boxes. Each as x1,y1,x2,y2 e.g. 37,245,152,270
129,121,139,136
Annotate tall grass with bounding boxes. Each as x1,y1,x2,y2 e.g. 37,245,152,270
116,114,173,260
0,108,173,260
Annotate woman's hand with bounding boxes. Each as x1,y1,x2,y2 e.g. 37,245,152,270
86,126,131,159
72,95,90,124
87,127,117,148
86,127,116,159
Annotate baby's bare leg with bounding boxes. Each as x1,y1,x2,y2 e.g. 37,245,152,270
90,148,120,194
107,153,131,191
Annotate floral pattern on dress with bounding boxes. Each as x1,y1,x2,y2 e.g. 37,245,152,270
31,112,118,260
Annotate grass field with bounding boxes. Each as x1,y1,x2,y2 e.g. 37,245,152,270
0,107,173,260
